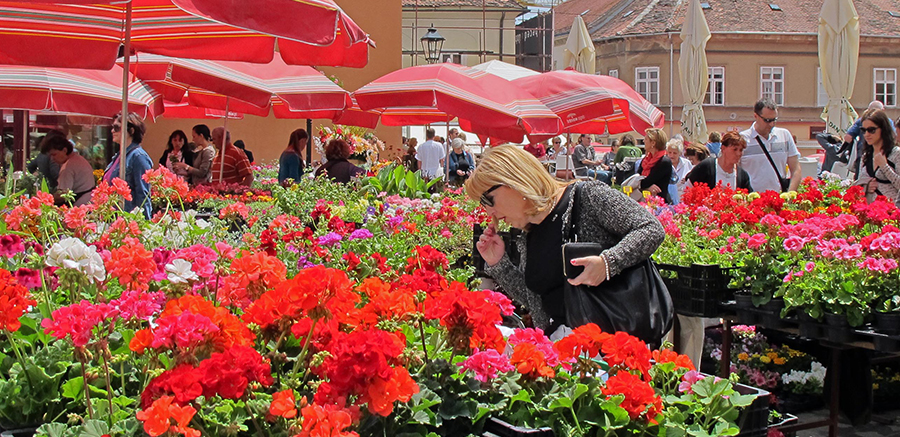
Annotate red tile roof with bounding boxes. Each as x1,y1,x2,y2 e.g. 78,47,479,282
553,0,900,39
553,0,622,36
402,0,526,9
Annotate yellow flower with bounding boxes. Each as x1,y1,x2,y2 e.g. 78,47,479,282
737,353,749,361
759,356,771,364
767,352,778,360
874,383,880,391
748,192,761,200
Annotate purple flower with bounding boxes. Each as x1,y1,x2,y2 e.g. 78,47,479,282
387,216,403,228
317,232,343,247
348,229,374,240
0,235,25,257
296,256,317,270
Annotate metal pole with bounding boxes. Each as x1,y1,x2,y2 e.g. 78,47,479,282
445,119,450,181
482,0,487,62
306,118,313,166
413,0,419,66
218,97,230,184
669,32,675,137
119,1,132,180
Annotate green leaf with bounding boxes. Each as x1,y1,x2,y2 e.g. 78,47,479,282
549,396,573,410
61,376,84,400
35,423,68,437
728,393,756,408
79,419,111,437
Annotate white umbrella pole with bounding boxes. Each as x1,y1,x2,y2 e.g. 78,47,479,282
119,1,133,180
218,97,230,184
445,119,450,181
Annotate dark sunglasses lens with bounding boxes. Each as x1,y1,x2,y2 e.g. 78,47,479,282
863,127,878,134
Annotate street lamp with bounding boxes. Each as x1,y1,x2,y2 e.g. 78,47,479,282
420,24,445,64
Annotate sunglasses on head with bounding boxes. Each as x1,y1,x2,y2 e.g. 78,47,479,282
480,184,502,208
861,126,880,134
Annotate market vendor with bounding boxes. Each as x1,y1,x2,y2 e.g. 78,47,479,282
46,135,95,207
466,145,669,344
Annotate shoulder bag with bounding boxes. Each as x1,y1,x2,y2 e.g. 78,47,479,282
560,182,674,347
755,136,791,192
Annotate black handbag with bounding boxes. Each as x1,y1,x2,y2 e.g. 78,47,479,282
560,183,674,347
755,136,791,192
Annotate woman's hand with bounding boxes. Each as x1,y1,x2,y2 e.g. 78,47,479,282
648,184,662,195
476,221,505,267
868,178,879,194
874,152,888,170
568,255,608,286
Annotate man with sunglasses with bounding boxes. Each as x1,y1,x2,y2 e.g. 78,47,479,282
739,98,801,192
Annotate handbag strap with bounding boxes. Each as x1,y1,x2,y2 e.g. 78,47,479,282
755,136,785,181
562,182,584,243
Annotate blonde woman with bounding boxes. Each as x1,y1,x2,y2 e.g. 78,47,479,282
637,128,673,203
466,145,667,343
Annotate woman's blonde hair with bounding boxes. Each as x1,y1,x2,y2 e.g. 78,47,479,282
644,128,668,152
465,145,568,217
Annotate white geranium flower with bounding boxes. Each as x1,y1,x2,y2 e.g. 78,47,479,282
45,237,106,282
166,259,198,284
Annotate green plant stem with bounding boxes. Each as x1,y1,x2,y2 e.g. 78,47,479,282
5,329,35,389
244,402,266,437
569,405,584,434
418,320,429,363
291,318,319,377
80,357,95,420
101,353,114,428
120,361,126,398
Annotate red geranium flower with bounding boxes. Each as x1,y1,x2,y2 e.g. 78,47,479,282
42,300,118,347
651,349,695,371
510,343,555,379
602,371,662,423
0,269,36,332
297,402,360,437
136,395,200,437
269,389,297,419
105,237,155,291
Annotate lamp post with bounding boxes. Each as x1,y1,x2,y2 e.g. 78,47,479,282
420,24,445,64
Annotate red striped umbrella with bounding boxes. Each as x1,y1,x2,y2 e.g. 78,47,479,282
0,65,162,118
513,70,665,135
353,63,561,144
162,99,243,120
127,53,352,116
0,0,372,69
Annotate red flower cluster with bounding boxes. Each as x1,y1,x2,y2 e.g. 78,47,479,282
42,300,118,347
0,269,36,332
105,237,156,291
405,245,449,273
424,282,506,353
142,166,190,204
219,202,250,220
601,332,653,378
243,266,359,335
314,329,418,416
131,295,254,357
141,346,273,407
510,343,555,379
554,323,612,363
136,395,200,437
5,191,54,235
298,402,360,437
218,251,287,308
269,389,297,419
651,349,695,371
602,371,662,423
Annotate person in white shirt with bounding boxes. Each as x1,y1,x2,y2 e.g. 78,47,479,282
416,127,445,179
739,98,801,193
46,135,95,206
666,138,693,204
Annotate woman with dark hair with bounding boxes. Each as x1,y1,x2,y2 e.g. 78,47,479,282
315,139,365,183
855,109,900,205
686,131,753,191
234,140,254,163
159,130,194,180
403,137,418,172
174,124,215,185
46,135,95,206
683,143,710,166
103,112,152,218
278,128,308,184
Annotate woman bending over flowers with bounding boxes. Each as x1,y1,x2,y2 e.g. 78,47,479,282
466,145,665,338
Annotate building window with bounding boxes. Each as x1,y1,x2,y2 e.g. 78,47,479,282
705,66,725,106
816,67,829,107
441,53,463,64
608,69,619,78
635,67,659,105
874,68,897,107
760,66,784,105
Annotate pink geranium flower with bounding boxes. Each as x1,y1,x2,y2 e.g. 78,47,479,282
458,348,514,383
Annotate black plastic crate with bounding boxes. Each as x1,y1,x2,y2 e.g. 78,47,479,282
734,382,770,437
659,263,735,317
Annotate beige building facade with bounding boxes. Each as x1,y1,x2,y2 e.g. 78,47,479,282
402,0,526,68
553,0,900,152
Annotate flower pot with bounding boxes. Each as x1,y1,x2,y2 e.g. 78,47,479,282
776,392,825,414
482,418,554,437
797,312,824,340
823,312,854,344
734,291,753,309
769,413,799,437
874,311,900,335
761,298,788,329
1,427,38,437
